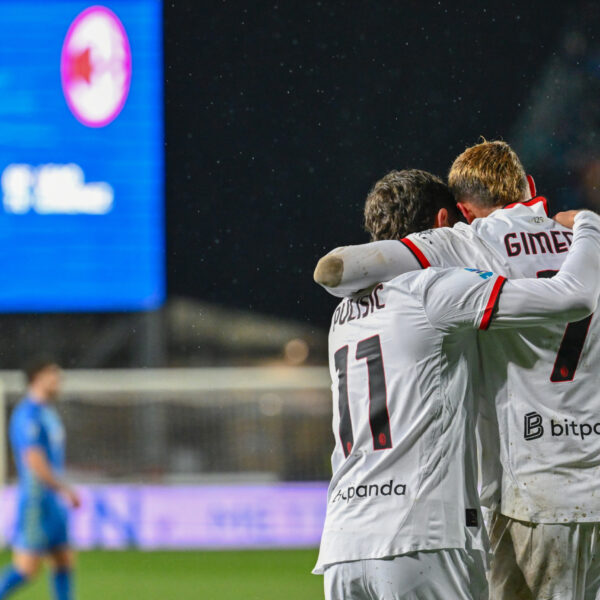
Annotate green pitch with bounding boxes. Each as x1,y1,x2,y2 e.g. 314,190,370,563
0,549,322,599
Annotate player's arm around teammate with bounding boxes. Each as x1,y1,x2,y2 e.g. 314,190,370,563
317,209,600,600
314,168,599,600
488,210,600,327
429,211,600,332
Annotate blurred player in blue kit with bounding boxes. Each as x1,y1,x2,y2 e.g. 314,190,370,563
0,360,80,600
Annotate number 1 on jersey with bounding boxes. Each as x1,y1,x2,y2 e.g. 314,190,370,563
334,346,354,457
334,335,392,458
537,270,593,382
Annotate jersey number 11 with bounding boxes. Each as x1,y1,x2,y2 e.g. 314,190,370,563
334,335,392,458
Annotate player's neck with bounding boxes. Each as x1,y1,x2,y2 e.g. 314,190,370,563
472,195,531,221
473,206,499,219
459,202,504,224
28,387,49,404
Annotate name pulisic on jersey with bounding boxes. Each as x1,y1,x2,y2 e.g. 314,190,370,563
331,283,386,332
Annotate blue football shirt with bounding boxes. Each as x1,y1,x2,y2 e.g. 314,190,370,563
9,397,65,499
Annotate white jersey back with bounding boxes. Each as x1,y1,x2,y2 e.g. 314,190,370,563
314,267,505,573
406,198,600,523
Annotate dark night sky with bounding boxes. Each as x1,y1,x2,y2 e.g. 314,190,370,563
164,1,570,328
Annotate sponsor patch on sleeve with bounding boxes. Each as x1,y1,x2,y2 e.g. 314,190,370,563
464,268,494,280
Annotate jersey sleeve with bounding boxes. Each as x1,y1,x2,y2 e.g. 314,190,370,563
403,227,475,269
314,227,478,299
314,240,421,298
15,409,44,451
489,211,600,329
421,267,507,333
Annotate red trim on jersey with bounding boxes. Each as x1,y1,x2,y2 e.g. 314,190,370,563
400,238,430,268
480,276,507,331
503,195,549,216
527,174,536,198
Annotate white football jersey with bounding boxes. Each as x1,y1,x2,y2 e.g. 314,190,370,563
404,199,600,523
314,266,507,574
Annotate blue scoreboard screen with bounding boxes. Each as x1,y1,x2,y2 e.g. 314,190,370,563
0,1,164,312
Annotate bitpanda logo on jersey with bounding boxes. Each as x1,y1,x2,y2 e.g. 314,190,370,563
524,412,600,441
331,480,407,504
524,412,544,440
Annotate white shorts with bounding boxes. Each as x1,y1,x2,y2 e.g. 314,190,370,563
488,512,600,600
324,549,488,600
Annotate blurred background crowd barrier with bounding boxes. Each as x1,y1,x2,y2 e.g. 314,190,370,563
0,367,331,548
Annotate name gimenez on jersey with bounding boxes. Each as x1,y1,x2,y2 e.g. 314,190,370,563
331,283,386,332
331,479,407,504
504,230,573,257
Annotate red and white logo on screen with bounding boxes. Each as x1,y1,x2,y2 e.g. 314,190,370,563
61,6,132,128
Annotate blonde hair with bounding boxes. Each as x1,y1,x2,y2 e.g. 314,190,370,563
448,140,528,208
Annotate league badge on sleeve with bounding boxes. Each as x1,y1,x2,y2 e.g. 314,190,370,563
464,268,494,280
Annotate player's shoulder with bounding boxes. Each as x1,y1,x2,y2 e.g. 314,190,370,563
12,398,41,422
417,267,503,323
9,400,42,445
384,266,489,307
386,263,494,293
407,222,474,247
405,224,491,267
421,265,497,286
382,269,432,297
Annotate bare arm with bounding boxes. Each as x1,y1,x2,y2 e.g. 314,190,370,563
25,448,80,508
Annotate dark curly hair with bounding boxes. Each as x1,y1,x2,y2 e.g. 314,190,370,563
364,169,460,241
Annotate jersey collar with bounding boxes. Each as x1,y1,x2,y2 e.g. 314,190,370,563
501,196,549,216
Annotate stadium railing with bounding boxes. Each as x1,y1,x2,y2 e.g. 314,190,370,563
0,367,333,485
0,367,334,549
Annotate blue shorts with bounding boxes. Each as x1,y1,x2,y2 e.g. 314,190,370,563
13,495,69,553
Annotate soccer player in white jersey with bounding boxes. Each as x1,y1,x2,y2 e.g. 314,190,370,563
313,168,600,600
315,142,600,599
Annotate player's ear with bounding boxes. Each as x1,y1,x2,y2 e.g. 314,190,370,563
456,202,477,224
433,208,449,229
